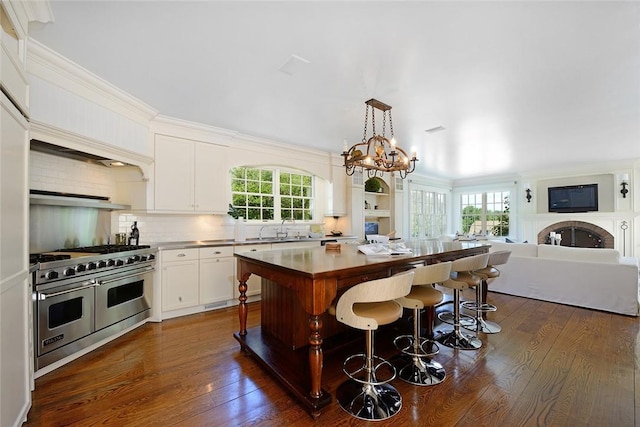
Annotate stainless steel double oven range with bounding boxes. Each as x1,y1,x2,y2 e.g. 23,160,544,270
31,245,156,370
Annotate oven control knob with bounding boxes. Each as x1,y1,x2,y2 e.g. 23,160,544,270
147,254,155,261
45,271,59,280
75,264,86,273
97,260,107,268
106,259,116,267
115,259,124,266
63,268,75,277
126,256,137,264
86,262,97,270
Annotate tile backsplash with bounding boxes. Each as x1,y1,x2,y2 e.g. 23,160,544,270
117,213,235,244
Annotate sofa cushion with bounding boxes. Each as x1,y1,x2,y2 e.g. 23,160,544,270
537,244,620,264
489,241,538,257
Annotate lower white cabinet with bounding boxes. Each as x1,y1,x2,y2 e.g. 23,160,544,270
233,243,272,297
161,249,199,311
199,247,234,304
161,246,235,316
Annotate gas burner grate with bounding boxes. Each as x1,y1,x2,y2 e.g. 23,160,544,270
57,245,151,254
30,253,72,264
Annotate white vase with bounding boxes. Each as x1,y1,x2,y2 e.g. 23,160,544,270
234,217,246,242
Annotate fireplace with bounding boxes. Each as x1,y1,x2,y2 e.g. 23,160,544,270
537,221,614,249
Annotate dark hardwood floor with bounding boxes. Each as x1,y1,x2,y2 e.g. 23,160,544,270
25,291,640,426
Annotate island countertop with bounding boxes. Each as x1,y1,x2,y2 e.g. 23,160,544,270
235,240,490,277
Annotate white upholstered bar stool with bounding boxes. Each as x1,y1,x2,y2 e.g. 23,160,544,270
393,261,452,386
335,270,415,421
437,253,490,350
463,250,512,334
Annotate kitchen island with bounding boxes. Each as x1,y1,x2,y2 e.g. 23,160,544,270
233,240,489,417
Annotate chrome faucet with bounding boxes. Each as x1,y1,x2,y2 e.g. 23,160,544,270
276,218,294,240
258,225,270,240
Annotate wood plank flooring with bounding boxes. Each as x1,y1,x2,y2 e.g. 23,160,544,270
25,292,640,426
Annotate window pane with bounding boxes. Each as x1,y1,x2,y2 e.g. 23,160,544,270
231,167,313,222
460,191,509,237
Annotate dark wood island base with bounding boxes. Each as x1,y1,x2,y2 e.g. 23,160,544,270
233,327,332,417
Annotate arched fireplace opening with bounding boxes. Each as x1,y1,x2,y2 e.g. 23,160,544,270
537,221,614,249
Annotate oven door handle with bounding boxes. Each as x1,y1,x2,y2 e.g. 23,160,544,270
38,280,98,300
96,267,155,286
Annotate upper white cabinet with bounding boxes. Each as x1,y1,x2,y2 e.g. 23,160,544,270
325,165,348,217
0,2,28,114
154,134,229,214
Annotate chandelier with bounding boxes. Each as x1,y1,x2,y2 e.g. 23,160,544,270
342,98,418,179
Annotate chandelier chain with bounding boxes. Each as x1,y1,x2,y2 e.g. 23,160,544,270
371,105,376,139
362,105,369,143
382,111,386,138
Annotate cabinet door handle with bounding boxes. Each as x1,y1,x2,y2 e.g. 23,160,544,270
177,253,186,257
214,251,221,254
250,249,258,252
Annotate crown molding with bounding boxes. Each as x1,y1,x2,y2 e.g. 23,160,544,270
152,114,330,159
150,115,237,145
27,38,158,125
23,0,54,24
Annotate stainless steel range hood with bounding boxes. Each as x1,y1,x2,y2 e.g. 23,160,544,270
30,190,131,210
30,139,130,167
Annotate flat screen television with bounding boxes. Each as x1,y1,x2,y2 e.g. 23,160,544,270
548,184,598,213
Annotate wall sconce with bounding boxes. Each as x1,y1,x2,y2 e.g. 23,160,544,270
620,174,629,198
524,183,532,203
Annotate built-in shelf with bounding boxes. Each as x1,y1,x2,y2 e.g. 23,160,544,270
364,209,391,217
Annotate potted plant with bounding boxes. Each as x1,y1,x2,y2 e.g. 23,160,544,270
364,178,382,193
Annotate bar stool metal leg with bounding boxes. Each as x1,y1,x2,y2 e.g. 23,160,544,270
461,279,501,334
336,330,402,420
393,307,445,386
438,288,482,350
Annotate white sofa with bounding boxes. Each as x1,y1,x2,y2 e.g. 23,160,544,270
487,241,640,316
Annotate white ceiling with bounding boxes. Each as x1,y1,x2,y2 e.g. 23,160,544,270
28,1,640,180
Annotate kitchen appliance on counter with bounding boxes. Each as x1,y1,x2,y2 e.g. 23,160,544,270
31,244,156,370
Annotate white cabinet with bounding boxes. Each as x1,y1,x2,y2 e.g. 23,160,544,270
349,170,365,238
154,134,228,214
326,165,348,216
233,243,272,297
199,246,234,305
161,249,199,311
0,26,30,425
161,246,236,317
